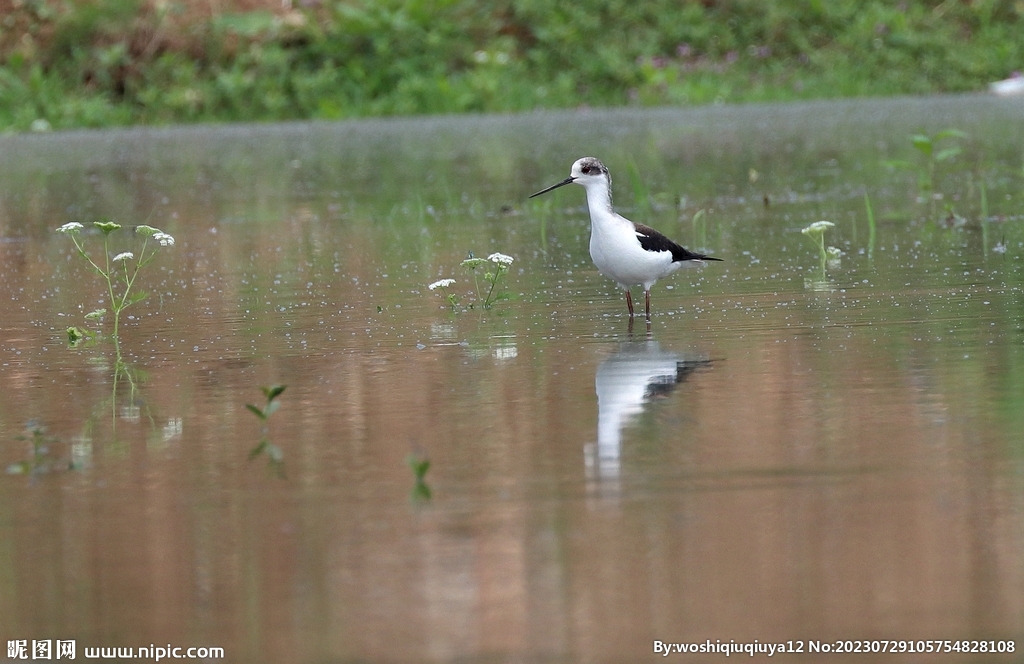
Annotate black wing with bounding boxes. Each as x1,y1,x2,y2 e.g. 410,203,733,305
634,223,723,263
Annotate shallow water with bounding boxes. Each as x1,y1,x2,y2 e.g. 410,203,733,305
2,95,1024,663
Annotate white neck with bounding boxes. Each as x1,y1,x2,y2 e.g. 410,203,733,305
582,179,614,221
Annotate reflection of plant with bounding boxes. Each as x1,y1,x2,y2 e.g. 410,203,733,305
247,385,286,477
407,453,431,502
801,220,837,278
5,422,75,476
56,221,175,343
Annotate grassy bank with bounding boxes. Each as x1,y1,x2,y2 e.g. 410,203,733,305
1,0,1022,132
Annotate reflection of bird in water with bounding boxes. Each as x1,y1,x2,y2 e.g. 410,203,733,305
587,341,712,484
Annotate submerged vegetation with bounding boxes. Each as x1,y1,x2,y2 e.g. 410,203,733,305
1,0,1022,131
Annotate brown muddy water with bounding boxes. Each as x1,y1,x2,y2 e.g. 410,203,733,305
2,95,1024,663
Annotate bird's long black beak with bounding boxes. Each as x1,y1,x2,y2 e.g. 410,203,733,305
529,176,575,198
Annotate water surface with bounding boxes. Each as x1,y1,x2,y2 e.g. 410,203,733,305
2,95,1024,663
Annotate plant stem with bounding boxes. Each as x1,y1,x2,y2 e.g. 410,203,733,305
818,234,827,278
981,182,989,256
864,191,876,261
483,272,499,307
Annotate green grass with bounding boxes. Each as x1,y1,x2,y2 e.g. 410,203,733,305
1,0,1023,131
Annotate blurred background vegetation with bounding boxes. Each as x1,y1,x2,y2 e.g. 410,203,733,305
1,0,1022,131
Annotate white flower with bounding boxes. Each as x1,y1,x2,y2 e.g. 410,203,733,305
487,252,514,266
428,279,456,290
153,232,175,247
801,220,835,235
112,252,134,262
56,222,84,234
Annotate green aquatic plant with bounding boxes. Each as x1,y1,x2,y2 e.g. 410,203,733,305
427,278,459,310
459,252,514,309
690,208,709,252
911,129,967,192
980,181,990,255
247,385,286,478
886,129,968,195
56,221,175,343
406,453,432,502
626,158,652,215
863,191,876,261
801,220,837,278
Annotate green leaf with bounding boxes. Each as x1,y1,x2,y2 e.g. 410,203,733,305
245,404,266,420
934,128,968,141
134,225,159,236
265,400,281,417
67,326,88,345
935,147,961,162
262,385,287,401
126,290,149,307
910,134,932,156
84,309,106,320
407,455,430,479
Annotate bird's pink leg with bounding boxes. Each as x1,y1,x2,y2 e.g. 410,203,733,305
625,289,634,318
645,289,651,320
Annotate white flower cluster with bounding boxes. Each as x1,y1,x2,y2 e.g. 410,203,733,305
428,278,456,290
135,225,175,247
487,252,514,266
801,220,835,235
112,252,134,262
153,232,175,247
56,222,84,234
